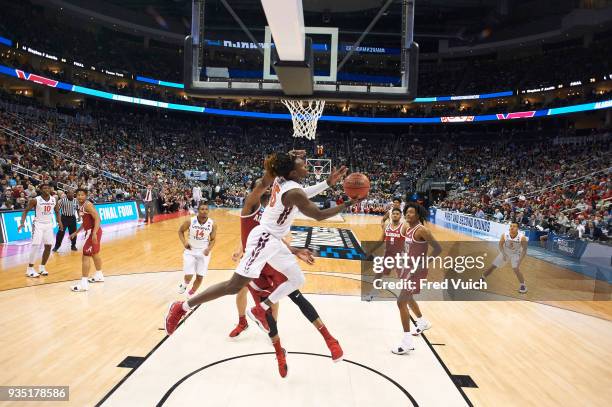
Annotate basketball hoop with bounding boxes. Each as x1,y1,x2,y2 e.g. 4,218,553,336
281,99,326,140
313,166,323,180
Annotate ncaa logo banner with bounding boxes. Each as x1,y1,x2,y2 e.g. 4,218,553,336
290,226,366,260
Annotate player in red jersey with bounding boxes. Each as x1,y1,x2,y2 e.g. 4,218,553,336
364,207,405,301
392,202,441,355
69,188,104,292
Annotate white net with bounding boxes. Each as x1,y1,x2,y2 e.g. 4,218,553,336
281,99,326,140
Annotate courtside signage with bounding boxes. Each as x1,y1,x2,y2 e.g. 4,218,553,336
434,209,510,240
0,201,139,243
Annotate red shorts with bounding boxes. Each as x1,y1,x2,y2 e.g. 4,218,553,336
83,228,102,256
399,268,428,294
247,264,286,303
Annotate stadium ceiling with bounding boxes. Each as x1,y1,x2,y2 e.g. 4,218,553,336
37,0,592,45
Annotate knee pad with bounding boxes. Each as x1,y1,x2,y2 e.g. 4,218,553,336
289,290,319,323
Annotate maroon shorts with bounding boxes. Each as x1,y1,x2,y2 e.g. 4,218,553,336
83,228,102,256
248,264,287,303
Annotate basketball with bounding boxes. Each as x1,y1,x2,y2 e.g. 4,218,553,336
343,173,370,199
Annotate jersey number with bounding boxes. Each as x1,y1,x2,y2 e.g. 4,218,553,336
195,230,206,239
268,183,281,207
43,205,52,213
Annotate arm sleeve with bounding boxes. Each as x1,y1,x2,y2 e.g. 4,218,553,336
303,181,329,198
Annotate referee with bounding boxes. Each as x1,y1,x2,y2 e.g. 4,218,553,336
53,190,79,252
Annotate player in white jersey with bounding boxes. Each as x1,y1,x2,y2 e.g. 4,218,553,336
177,202,216,296
165,152,357,339
18,183,62,278
481,222,528,293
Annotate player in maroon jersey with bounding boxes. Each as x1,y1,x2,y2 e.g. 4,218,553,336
392,202,441,355
364,207,405,301
69,188,104,292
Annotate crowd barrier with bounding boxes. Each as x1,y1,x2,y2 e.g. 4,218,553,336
0,201,144,243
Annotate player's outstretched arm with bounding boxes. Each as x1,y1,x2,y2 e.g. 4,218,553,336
17,199,37,231
304,166,348,198
285,188,357,221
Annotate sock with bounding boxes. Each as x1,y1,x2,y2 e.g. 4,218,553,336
239,315,247,325
260,302,270,311
182,301,192,312
94,270,103,278
272,338,283,353
402,332,414,347
416,317,424,324
39,264,46,270
318,325,334,341
80,277,89,289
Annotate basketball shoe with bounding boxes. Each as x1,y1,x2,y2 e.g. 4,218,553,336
229,318,249,338
39,265,48,276
165,301,188,335
26,267,39,278
246,305,270,333
275,347,288,378
325,338,344,362
412,318,432,336
391,334,415,355
519,284,528,294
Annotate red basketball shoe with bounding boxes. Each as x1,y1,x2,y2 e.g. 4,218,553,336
246,305,270,333
275,347,288,378
326,338,344,362
229,320,249,338
165,301,187,335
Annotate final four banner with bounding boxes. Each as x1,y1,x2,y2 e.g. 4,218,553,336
0,201,139,243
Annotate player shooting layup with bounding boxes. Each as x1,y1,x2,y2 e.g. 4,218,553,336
165,152,360,338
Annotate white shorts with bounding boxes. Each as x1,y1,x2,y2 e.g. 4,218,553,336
183,250,211,276
235,225,300,279
32,222,54,246
493,252,521,269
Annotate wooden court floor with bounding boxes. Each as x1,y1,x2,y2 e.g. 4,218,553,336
0,209,611,406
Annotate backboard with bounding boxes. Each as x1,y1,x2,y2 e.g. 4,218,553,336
184,0,418,103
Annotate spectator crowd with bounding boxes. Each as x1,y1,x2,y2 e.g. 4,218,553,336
0,91,609,241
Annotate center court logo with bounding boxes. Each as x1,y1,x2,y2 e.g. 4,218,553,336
290,226,366,260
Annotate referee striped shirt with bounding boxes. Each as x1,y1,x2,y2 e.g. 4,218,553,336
58,197,78,217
